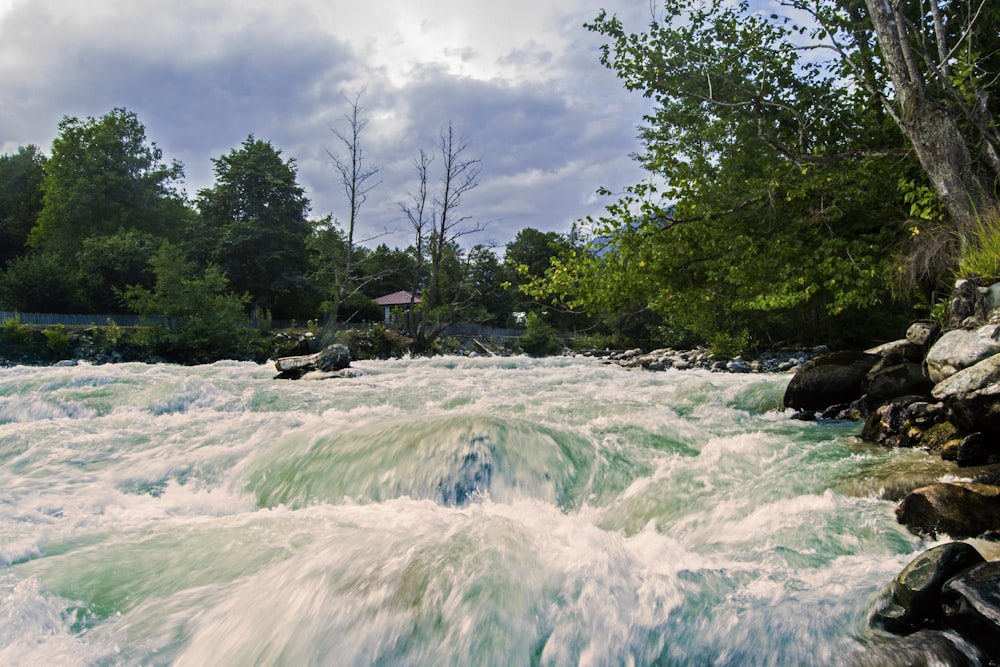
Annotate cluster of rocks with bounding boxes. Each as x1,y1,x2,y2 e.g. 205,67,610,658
577,345,826,373
861,542,1000,665
780,276,1000,663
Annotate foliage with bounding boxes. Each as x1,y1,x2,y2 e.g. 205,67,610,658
194,136,314,319
120,244,256,362
30,108,187,264
41,324,73,360
517,312,563,357
75,230,162,312
0,253,79,312
0,316,33,349
0,145,46,268
959,220,1000,280
339,323,413,359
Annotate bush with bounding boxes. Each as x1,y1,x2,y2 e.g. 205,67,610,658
41,324,73,360
517,313,563,357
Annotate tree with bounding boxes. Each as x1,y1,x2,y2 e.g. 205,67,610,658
195,136,314,319
398,124,485,350
121,244,253,361
523,2,983,349
0,145,45,268
30,108,187,263
849,0,999,230
321,92,382,334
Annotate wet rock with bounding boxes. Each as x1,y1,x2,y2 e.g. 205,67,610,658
871,542,985,635
896,482,1000,538
782,350,878,412
861,396,932,448
942,561,1000,657
851,629,974,667
956,433,1000,467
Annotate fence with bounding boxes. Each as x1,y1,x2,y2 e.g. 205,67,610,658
0,312,532,338
0,312,148,327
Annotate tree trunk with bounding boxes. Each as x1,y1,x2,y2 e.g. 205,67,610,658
864,0,999,229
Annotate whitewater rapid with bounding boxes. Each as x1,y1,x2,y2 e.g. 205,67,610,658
0,356,944,665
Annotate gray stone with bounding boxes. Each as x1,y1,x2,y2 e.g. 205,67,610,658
906,321,939,347
925,325,1000,383
931,353,1000,433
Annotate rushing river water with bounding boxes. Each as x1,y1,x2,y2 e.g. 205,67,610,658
0,355,959,665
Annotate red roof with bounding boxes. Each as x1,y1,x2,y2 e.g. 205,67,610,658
375,290,420,306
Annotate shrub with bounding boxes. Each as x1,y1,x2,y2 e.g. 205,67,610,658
517,313,563,357
41,324,73,360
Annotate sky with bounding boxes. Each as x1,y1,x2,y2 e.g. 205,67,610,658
0,0,659,252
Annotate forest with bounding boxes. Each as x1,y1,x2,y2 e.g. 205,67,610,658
1,0,999,360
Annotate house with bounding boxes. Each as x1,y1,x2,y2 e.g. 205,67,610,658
374,290,420,325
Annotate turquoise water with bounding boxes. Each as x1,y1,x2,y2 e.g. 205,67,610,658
0,356,945,665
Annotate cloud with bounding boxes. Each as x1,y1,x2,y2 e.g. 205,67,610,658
0,0,655,251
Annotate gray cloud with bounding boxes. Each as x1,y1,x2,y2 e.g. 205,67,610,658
0,0,655,252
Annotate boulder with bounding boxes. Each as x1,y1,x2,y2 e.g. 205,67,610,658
863,358,933,401
931,353,1000,434
925,324,1000,383
871,541,985,635
850,630,973,667
906,321,938,348
895,482,1000,538
942,561,1000,657
783,350,878,412
274,343,351,380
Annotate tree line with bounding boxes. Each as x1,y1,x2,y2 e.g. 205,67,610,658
0,105,587,356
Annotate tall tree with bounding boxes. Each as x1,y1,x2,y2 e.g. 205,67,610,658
30,108,186,263
321,92,382,334
195,136,314,319
0,145,45,268
400,125,484,350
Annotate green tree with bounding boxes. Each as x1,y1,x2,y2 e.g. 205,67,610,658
0,145,45,268
195,136,314,319
121,244,254,361
30,108,187,263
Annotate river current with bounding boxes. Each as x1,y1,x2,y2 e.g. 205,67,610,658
0,355,951,665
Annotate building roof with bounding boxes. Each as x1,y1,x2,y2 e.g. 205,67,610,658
374,290,420,306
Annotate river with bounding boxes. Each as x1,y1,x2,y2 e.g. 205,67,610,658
0,355,948,665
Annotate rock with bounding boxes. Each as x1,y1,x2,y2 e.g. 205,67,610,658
850,629,974,667
931,353,1000,434
783,350,879,412
871,541,985,635
942,560,1000,658
906,321,939,348
316,343,351,371
861,395,932,448
956,433,1000,467
896,482,1000,538
274,343,351,379
925,324,1000,383
863,359,933,401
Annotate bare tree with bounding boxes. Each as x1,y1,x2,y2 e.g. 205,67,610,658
322,91,382,337
399,123,484,350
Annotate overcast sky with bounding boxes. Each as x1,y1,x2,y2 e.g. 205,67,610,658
0,0,659,251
